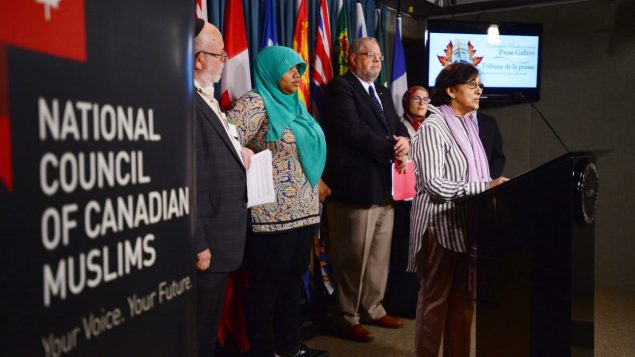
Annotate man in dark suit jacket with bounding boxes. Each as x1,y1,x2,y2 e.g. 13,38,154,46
322,37,410,342
193,20,251,357
476,112,506,178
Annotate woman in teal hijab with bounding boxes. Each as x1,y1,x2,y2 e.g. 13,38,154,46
227,46,328,357
254,46,326,186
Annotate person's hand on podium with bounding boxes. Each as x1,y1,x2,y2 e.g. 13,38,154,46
489,176,507,189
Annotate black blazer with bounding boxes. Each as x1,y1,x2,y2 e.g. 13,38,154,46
322,71,408,205
477,112,506,178
193,94,247,273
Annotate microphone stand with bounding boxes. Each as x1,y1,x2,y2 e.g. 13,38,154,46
515,92,570,154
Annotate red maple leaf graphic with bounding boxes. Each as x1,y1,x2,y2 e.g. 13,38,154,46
437,41,453,66
467,41,484,66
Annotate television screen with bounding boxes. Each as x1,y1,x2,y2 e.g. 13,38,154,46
425,20,542,105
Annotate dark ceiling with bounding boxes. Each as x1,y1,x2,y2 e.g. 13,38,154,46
380,0,593,18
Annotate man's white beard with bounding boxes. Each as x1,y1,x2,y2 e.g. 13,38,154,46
212,71,222,84
359,69,379,82
198,69,222,88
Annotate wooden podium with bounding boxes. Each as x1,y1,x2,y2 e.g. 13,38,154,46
463,152,599,356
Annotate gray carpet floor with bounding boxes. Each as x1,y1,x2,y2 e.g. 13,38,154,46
303,286,635,357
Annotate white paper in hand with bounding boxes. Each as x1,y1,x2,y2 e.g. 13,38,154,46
247,149,276,208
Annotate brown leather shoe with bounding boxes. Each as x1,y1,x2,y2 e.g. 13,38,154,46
371,315,403,329
342,324,375,342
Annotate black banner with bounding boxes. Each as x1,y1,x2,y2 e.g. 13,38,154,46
0,1,196,355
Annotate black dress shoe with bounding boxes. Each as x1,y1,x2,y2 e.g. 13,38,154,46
276,343,329,357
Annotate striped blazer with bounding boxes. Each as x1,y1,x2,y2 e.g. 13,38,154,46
407,105,489,271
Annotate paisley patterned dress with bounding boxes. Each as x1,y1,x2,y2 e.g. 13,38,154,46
227,91,320,233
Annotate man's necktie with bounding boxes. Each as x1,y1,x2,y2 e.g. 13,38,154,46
368,85,389,133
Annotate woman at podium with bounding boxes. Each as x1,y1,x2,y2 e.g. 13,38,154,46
407,62,505,357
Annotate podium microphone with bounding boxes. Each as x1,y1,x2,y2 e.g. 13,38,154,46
515,92,570,154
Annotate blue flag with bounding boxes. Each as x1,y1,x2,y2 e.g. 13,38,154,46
355,2,367,39
260,0,278,49
390,15,408,117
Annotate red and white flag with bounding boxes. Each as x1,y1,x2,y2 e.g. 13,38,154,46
311,0,332,121
219,0,251,112
195,0,207,20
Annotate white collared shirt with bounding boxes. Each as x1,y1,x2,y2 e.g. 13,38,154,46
195,80,244,167
352,72,383,110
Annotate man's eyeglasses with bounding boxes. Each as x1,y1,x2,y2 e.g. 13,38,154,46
462,81,485,90
197,50,228,63
356,51,384,61
410,96,431,105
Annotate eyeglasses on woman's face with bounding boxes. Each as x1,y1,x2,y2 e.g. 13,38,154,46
462,81,485,90
410,96,431,105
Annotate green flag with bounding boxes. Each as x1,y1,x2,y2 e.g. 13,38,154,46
333,1,350,76
374,6,387,87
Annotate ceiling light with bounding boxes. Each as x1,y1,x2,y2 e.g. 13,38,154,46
487,24,501,45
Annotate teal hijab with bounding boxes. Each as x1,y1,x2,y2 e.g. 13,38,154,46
253,46,326,187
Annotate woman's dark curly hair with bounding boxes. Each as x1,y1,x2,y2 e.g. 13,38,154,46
430,62,480,106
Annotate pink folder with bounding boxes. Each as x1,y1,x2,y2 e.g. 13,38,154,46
392,161,416,201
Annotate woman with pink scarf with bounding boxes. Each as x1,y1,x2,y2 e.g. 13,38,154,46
407,62,506,357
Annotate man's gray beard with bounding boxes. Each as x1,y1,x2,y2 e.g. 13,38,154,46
212,71,222,83
357,69,379,82
198,70,222,88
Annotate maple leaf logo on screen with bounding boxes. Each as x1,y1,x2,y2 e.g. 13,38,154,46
437,41,454,66
437,40,483,67
467,42,483,66
35,0,61,22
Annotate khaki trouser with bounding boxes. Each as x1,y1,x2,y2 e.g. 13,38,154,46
327,201,394,327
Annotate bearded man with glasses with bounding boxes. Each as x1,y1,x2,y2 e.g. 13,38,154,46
192,19,253,357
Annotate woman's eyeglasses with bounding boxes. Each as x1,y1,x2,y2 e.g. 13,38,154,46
410,96,431,104
462,81,485,90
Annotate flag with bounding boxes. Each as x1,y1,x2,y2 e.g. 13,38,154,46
220,0,251,112
374,5,388,87
333,0,349,76
292,0,310,111
310,0,332,121
260,0,277,49
390,15,408,118
1,0,87,191
195,0,207,20
355,2,367,39
217,268,250,353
